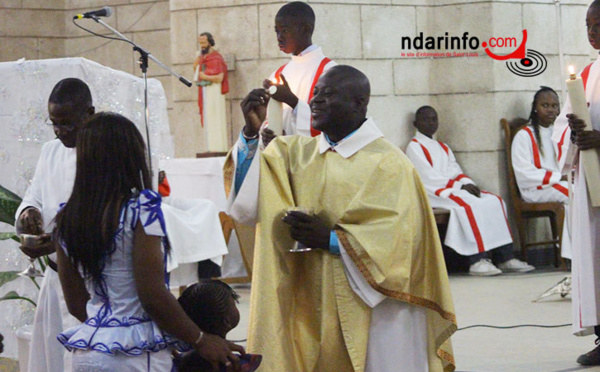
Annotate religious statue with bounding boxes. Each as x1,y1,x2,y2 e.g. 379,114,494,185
193,32,229,153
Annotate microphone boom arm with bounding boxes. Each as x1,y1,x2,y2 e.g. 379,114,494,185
89,16,192,87
84,15,192,184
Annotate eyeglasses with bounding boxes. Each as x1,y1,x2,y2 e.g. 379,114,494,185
44,116,76,130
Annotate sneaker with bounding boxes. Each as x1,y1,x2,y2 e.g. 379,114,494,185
577,341,600,365
498,258,535,273
469,259,502,276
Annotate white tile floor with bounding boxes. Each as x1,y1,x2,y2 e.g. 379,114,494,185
227,271,600,372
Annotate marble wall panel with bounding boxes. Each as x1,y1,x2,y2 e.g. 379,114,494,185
339,59,394,96
0,9,65,38
434,92,499,153
65,33,135,74
197,5,259,61
393,58,432,95
170,10,196,65
361,5,416,59
117,1,170,33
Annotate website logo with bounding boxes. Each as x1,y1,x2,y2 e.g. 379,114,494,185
482,30,547,77
400,29,547,77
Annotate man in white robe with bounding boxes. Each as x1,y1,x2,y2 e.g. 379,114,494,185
15,78,94,372
225,1,335,224
552,1,600,364
406,106,534,276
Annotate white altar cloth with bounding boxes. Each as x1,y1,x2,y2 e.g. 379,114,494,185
160,157,248,279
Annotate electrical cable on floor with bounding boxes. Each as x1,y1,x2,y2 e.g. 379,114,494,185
458,323,571,331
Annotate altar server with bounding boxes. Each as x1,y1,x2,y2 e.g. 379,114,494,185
406,106,534,276
552,0,600,364
511,86,571,259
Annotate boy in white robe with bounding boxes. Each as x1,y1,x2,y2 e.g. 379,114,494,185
406,106,534,276
226,1,335,224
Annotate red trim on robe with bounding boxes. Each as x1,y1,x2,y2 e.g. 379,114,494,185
523,127,542,168
438,141,449,155
455,174,468,181
557,127,568,162
412,139,433,166
448,194,486,252
552,183,569,197
308,58,332,137
542,171,552,186
274,64,287,84
482,191,513,239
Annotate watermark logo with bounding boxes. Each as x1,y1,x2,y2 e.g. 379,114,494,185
482,30,547,77
400,29,547,77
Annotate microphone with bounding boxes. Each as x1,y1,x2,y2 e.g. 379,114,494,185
73,6,113,20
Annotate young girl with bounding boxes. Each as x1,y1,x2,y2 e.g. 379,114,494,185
54,112,244,371
174,280,261,372
512,87,568,203
511,87,571,259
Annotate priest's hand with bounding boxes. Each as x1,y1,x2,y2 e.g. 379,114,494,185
19,233,54,259
263,74,299,109
16,207,43,235
575,129,600,150
241,89,268,138
282,211,330,249
461,184,481,197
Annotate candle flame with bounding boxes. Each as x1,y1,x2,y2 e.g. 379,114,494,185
568,65,575,75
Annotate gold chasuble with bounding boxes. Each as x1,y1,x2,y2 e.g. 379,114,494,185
247,135,456,372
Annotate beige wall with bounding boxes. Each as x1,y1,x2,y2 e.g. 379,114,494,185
0,0,595,246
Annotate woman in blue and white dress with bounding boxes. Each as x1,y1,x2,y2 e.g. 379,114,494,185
54,112,244,371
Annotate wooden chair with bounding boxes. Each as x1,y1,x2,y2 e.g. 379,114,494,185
501,118,565,267
218,212,253,284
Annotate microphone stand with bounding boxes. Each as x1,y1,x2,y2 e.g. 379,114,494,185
88,15,192,180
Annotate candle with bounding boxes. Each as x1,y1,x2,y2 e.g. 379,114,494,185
566,65,600,207
566,65,592,127
266,85,283,136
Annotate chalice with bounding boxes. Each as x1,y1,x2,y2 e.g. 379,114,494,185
18,234,44,278
286,207,313,253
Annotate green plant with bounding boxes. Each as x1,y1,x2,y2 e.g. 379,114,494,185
0,184,40,306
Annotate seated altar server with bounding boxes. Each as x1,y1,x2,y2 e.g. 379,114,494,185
406,105,534,276
511,86,571,259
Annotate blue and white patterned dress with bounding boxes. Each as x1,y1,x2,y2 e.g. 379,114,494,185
57,190,189,371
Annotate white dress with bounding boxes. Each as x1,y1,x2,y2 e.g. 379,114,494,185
512,124,571,259
57,190,189,371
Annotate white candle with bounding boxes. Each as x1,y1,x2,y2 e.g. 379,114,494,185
566,66,592,127
266,85,283,136
566,65,600,207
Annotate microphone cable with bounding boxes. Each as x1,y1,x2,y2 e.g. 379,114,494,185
457,323,571,331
